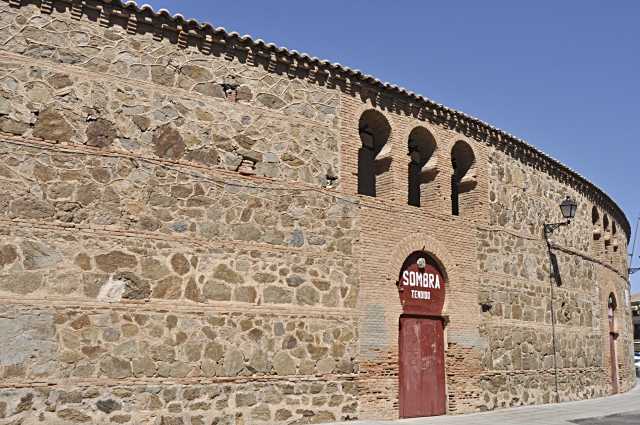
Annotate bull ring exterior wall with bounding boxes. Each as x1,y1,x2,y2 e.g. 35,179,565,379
0,0,633,423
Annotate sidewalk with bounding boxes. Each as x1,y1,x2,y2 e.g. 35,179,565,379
330,382,640,425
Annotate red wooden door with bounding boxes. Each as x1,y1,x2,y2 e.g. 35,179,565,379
609,333,618,394
399,316,446,418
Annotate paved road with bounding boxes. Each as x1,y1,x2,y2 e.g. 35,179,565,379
570,411,640,425
330,382,640,425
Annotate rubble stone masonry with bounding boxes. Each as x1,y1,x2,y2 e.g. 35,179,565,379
0,0,633,424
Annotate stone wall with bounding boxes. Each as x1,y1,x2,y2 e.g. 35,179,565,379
0,136,359,423
0,302,356,381
0,140,356,256
480,144,633,402
0,223,357,309
0,0,634,423
1,380,357,424
0,1,339,187
0,0,361,423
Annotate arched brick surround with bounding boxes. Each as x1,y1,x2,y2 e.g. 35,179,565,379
386,233,456,315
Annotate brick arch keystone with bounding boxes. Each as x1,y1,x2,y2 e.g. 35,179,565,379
386,233,455,283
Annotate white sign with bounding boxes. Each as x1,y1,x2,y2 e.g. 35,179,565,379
401,270,441,289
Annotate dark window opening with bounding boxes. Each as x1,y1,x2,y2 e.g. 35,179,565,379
592,206,601,241
608,293,617,329
407,127,436,207
358,110,391,197
450,141,475,216
604,214,611,251
451,161,460,216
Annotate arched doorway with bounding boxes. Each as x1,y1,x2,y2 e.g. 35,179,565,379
397,251,446,418
608,293,619,394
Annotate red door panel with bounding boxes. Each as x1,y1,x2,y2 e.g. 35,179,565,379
399,316,446,418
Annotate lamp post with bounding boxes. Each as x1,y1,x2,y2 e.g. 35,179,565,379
544,196,578,234
543,195,578,404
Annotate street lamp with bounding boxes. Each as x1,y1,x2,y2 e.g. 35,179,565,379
544,196,578,234
542,195,577,404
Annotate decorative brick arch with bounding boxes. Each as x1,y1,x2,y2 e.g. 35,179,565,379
352,100,394,139
602,285,621,332
351,101,396,155
386,234,453,281
602,284,621,394
400,122,440,149
451,140,478,190
386,233,456,315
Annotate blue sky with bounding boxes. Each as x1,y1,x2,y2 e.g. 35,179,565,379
142,0,640,293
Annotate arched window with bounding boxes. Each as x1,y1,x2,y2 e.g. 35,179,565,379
612,221,618,252
592,206,602,247
603,214,611,252
451,141,476,216
358,110,391,197
407,127,437,207
592,206,601,237
607,292,619,394
608,293,617,329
